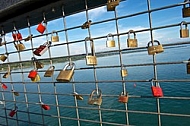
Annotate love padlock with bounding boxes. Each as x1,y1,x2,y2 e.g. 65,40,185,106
33,41,51,56
40,102,50,110
73,92,83,100
31,57,44,69
88,89,102,106
28,69,38,78
186,58,190,74
44,66,55,77
12,29,22,41
31,74,40,82
9,106,18,117
118,92,129,103
1,83,7,90
56,62,75,82
121,64,128,77
106,33,115,47
147,40,164,55
36,20,46,34
107,0,120,11
150,79,163,97
180,21,189,38
12,90,19,96
85,37,97,65
81,20,92,29
0,54,7,62
51,31,59,42
14,41,25,51
127,30,138,48
182,0,190,18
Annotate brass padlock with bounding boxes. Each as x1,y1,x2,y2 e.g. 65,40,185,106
180,21,189,38
3,68,11,78
106,33,115,47
24,34,33,41
182,0,190,18
31,74,40,82
31,57,44,69
0,54,7,62
118,92,129,103
85,37,97,65
56,62,75,82
147,40,164,55
186,58,190,74
127,30,138,48
120,64,128,77
81,20,92,29
44,66,55,77
107,0,120,11
88,89,102,106
51,31,59,42
73,92,83,100
14,41,25,51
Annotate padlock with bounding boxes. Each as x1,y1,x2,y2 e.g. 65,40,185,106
56,62,75,82
28,69,38,78
107,0,120,11
36,20,46,34
182,0,190,18
88,89,102,106
118,92,129,103
180,21,189,38
106,33,115,47
1,83,7,90
120,64,128,77
186,58,190,74
14,41,25,51
0,38,5,46
44,66,55,77
127,30,138,47
81,20,92,29
12,90,19,96
12,29,22,41
73,92,83,100
40,102,50,110
33,41,51,56
85,37,97,65
150,80,163,97
51,31,59,42
3,69,11,78
24,34,33,41
147,40,164,55
31,74,40,82
31,57,44,69
9,106,18,117
0,54,7,62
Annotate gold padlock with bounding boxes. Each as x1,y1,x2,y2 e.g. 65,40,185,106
121,64,128,77
0,54,7,62
85,37,97,65
56,62,75,82
51,31,59,42
81,20,92,29
31,57,44,69
147,40,164,55
3,67,11,78
186,58,190,74
24,34,33,41
44,66,55,77
88,89,102,106
73,92,83,100
107,0,120,11
106,33,115,47
31,74,40,82
14,41,25,51
182,0,190,18
127,30,138,48
180,21,189,38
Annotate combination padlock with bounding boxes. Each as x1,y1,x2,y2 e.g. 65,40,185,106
150,79,163,97
107,0,120,11
44,66,55,77
127,30,138,48
180,21,189,38
51,31,59,42
28,69,38,79
0,54,7,62
85,37,97,65
31,74,40,82
81,20,92,29
56,62,75,82
9,106,18,117
73,92,83,100
14,41,25,51
36,20,46,34
40,102,50,110
186,58,190,74
147,40,164,55
33,41,51,56
88,89,102,106
106,33,115,47
118,92,129,103
121,64,128,77
12,29,22,41
182,0,190,18
1,83,8,90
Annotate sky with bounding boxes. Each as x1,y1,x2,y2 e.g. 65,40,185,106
0,0,190,63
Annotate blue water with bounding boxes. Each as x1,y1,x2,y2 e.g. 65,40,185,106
1,46,190,126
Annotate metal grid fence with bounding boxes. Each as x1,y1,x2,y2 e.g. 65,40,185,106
0,0,190,126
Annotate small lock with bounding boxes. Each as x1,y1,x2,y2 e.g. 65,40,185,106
88,89,102,106
9,106,18,117
28,69,38,78
85,37,97,65
118,92,129,103
73,92,83,100
3,68,11,78
56,62,75,82
81,20,92,29
51,31,59,42
33,41,51,56
107,0,120,11
127,30,138,48
12,90,19,96
14,41,25,51
1,83,8,90
12,29,22,41
106,33,116,47
186,58,190,74
24,35,33,41
0,39,5,46
44,66,55,77
147,40,164,55
40,102,50,110
182,0,190,18
36,20,46,34
150,79,163,97
120,64,128,77
31,57,44,69
31,74,40,82
0,54,7,62
180,21,189,38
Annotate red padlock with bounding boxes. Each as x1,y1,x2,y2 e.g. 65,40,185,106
33,42,51,56
118,92,129,103
12,29,22,41
36,21,46,34
1,83,7,90
9,106,18,117
40,102,50,110
151,80,163,97
28,70,37,78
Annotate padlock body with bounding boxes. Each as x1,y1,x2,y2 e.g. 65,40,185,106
31,74,40,82
28,70,37,78
56,70,74,82
41,104,50,110
118,95,128,103
36,62,44,69
107,1,119,11
33,45,48,56
3,72,10,78
51,36,59,42
15,43,25,51
106,40,115,47
13,92,19,96
1,83,7,90
12,33,22,41
148,45,164,55
86,56,97,65
37,23,46,34
44,70,54,77
186,63,190,74
127,39,138,47
0,55,7,62
183,7,190,18
151,86,163,97
121,69,128,77
180,29,189,38
88,98,102,106
9,110,16,117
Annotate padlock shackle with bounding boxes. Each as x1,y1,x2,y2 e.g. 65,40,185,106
51,30,58,35
120,91,128,96
128,30,136,39
107,33,114,40
85,37,95,56
63,62,75,70
90,89,102,99
180,21,188,29
147,40,160,47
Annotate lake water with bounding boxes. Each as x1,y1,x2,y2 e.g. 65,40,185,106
1,45,190,126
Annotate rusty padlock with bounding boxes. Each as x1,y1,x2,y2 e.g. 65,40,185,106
12,29,22,41
73,92,83,100
44,66,55,77
56,62,75,82
14,41,25,51
127,30,138,48
180,21,189,38
150,79,163,97
107,0,120,11
36,20,46,34
1,83,8,90
33,41,51,56
118,92,129,103
182,0,190,18
28,69,38,78
31,74,40,82
81,20,92,29
106,33,116,47
120,64,128,77
0,54,7,62
147,40,164,55
9,106,18,117
51,31,59,42
3,67,11,78
88,89,102,106
85,37,97,65
40,102,50,110
31,57,44,69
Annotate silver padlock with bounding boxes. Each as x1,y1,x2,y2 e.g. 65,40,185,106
180,21,189,38
85,37,97,65
106,33,115,47
88,89,102,106
51,31,59,42
127,30,138,48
